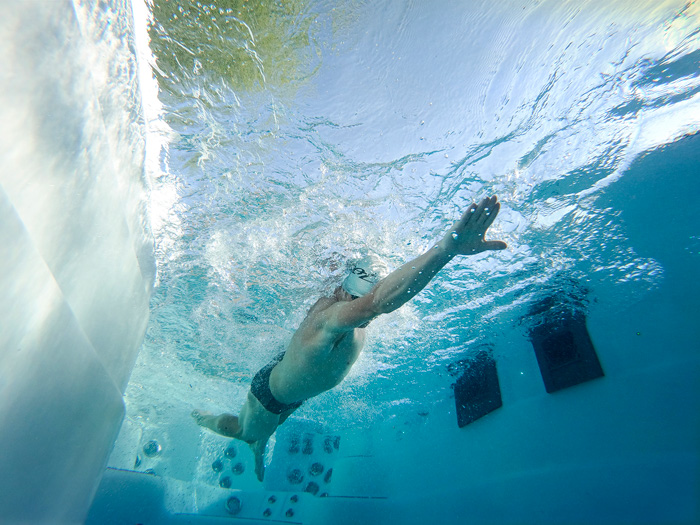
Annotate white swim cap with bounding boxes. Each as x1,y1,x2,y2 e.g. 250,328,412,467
342,256,384,297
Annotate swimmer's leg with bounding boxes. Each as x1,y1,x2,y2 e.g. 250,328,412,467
250,439,268,482
247,404,299,482
192,409,269,482
278,404,300,426
193,393,281,443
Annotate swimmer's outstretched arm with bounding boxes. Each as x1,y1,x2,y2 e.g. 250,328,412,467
324,196,507,331
372,194,506,312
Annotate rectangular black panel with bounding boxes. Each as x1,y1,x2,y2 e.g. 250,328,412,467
530,312,603,393
453,350,502,428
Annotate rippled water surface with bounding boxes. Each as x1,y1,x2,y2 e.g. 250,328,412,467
127,0,700,431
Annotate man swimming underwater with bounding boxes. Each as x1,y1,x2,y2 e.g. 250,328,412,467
192,195,507,480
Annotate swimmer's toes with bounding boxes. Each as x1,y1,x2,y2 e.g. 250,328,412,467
191,409,208,424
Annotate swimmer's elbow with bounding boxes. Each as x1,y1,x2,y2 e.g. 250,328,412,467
370,291,398,316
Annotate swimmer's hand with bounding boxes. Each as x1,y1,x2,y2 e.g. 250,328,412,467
439,195,507,255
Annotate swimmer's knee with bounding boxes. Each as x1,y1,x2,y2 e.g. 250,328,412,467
215,414,240,436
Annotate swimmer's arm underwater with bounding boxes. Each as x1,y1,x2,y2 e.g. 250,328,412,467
322,196,507,331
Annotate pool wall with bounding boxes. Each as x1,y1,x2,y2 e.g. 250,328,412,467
0,1,154,523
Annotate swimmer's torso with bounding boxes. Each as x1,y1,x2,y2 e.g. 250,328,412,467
269,295,366,404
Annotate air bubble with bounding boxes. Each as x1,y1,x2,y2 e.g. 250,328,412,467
451,232,458,240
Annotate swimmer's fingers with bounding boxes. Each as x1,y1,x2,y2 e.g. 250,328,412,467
478,197,506,250
478,200,500,230
459,196,497,230
483,236,508,251
451,196,507,253
473,196,498,226
456,202,479,230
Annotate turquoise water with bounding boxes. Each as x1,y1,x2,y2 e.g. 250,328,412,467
101,0,700,523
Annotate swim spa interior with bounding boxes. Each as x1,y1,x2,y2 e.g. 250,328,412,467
1,0,699,524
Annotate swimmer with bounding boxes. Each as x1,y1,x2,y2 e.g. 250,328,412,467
193,195,507,481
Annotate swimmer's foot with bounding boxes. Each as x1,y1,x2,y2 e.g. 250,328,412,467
191,409,217,430
191,410,242,439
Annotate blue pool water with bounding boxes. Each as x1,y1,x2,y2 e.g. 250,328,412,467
1,0,698,524
96,1,700,523
131,0,699,423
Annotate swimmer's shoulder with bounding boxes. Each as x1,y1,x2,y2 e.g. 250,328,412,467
305,295,338,318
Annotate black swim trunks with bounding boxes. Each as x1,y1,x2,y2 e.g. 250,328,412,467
250,352,304,415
